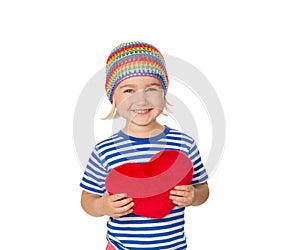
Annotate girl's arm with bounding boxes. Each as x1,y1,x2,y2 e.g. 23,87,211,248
191,182,209,206
81,190,134,217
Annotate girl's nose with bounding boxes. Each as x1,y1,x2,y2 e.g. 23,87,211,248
134,90,147,105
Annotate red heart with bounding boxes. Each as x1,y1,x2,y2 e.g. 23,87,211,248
105,150,194,218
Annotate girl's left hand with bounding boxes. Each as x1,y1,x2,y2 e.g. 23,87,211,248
169,185,195,207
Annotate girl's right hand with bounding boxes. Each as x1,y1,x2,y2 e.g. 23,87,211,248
101,193,134,218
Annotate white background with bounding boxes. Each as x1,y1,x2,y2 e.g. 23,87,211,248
1,0,299,249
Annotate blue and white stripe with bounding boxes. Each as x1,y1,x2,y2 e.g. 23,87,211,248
80,126,208,249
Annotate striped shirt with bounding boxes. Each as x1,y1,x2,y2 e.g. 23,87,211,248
80,126,208,249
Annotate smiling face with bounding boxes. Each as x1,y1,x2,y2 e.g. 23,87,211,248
114,76,165,136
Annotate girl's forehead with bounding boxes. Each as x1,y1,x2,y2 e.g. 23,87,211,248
118,76,162,88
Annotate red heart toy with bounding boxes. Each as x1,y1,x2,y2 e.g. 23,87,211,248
105,150,194,218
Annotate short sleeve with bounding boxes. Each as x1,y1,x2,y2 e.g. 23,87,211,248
79,147,107,196
188,140,208,184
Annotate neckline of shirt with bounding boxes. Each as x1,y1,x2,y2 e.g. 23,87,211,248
118,125,170,142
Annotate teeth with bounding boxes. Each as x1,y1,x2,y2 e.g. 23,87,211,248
135,109,150,114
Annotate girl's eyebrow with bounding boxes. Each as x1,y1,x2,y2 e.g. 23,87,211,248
119,84,136,89
147,83,162,87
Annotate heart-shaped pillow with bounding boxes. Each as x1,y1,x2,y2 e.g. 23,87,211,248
105,150,193,218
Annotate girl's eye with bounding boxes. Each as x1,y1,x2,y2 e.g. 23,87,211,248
124,89,134,94
146,87,158,92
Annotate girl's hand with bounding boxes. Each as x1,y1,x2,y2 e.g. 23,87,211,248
169,185,196,207
101,193,134,218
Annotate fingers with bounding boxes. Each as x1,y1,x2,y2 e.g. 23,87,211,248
111,201,134,218
110,193,129,202
170,185,193,197
169,185,194,207
107,193,134,218
169,194,189,206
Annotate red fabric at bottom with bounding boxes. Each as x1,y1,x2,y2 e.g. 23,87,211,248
106,241,116,250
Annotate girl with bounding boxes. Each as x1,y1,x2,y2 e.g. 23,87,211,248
80,41,209,249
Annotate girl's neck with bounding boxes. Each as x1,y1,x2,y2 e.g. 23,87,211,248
122,122,165,138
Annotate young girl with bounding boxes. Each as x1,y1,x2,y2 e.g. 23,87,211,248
80,41,209,250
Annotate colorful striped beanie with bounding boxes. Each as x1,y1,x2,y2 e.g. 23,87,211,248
105,41,169,103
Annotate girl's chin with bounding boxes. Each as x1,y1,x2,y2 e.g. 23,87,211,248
126,117,158,128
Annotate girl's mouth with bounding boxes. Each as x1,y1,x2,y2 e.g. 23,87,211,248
133,109,152,114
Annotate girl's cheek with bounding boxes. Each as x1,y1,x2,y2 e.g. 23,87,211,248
156,97,165,110
147,92,163,103
115,94,130,106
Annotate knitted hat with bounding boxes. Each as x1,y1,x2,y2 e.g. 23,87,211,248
105,150,194,218
105,41,169,103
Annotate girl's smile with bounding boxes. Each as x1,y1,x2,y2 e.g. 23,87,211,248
131,108,153,114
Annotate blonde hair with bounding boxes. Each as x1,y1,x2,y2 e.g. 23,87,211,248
101,97,172,120
101,97,118,120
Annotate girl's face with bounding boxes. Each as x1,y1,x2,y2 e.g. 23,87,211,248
114,76,165,130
